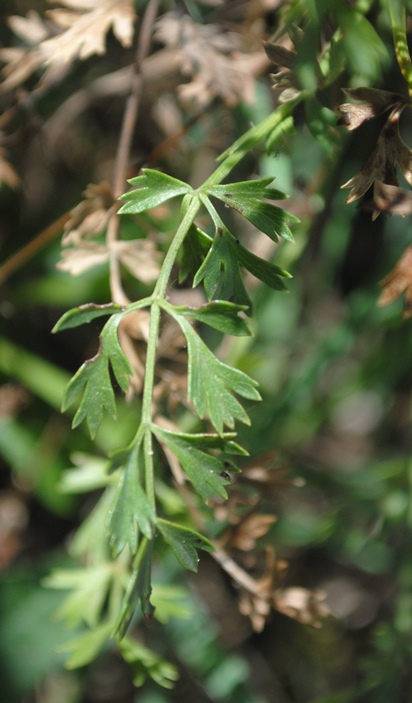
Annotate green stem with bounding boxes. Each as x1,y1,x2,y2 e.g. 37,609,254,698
386,0,412,98
138,99,298,506
152,196,202,299
140,196,201,506
141,196,202,426
203,101,298,188
143,442,155,509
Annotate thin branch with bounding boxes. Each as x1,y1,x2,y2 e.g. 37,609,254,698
112,0,160,196
211,544,269,596
0,212,71,284
108,0,160,304
175,480,271,599
106,214,130,305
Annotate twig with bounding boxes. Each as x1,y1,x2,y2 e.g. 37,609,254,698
175,481,267,598
108,0,160,304
211,544,268,596
112,0,160,198
0,212,71,285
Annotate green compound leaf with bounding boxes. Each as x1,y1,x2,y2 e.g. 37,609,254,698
44,564,114,629
153,425,246,501
118,636,179,689
304,97,339,155
193,225,291,312
157,518,214,572
194,228,251,308
339,6,388,82
107,442,156,557
62,313,132,438
209,177,287,201
118,168,193,214
114,538,155,639
52,303,124,332
57,621,113,670
179,223,213,284
205,178,299,243
154,425,247,456
384,0,412,96
166,300,251,336
266,114,295,155
174,315,261,434
69,487,115,562
59,453,111,494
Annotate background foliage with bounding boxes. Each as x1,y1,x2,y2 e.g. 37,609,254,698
2,1,412,701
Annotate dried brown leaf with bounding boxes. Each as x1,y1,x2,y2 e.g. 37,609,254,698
263,41,296,69
378,246,412,318
274,587,330,627
241,452,304,496
237,548,287,631
0,48,39,91
56,240,109,275
224,513,277,552
112,239,160,284
8,11,50,44
338,87,407,130
154,12,261,107
369,181,412,217
154,415,186,485
238,590,271,632
264,34,322,102
0,12,56,91
155,11,242,56
180,51,263,107
117,319,146,395
341,115,411,208
62,182,115,245
42,0,135,65
269,69,300,103
154,373,188,415
57,237,160,281
120,308,150,342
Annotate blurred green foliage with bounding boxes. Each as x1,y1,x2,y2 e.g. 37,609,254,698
2,0,412,701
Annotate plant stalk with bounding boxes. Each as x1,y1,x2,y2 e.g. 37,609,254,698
138,99,298,507
140,197,201,506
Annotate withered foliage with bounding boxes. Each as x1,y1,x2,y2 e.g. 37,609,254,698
42,0,135,65
339,89,411,218
0,1,134,91
339,87,412,314
372,181,412,217
154,11,266,106
0,0,269,281
338,87,408,130
213,454,329,631
57,182,161,281
13,0,270,418
378,245,412,319
264,39,301,103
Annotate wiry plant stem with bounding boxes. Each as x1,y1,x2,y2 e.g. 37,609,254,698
108,0,160,304
141,197,201,508
112,0,160,198
139,99,297,508
204,101,297,188
386,0,412,99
